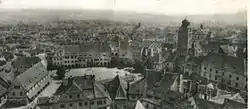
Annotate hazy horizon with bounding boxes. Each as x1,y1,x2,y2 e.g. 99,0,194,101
0,9,246,26
0,0,247,15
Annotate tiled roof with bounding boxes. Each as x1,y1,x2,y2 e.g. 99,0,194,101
55,75,110,100
0,76,9,89
56,75,94,95
37,97,52,106
16,62,49,92
222,98,247,109
128,78,146,94
106,75,128,100
0,76,9,97
12,56,41,69
153,73,178,93
63,42,110,55
145,69,163,89
186,56,204,65
165,52,176,62
193,97,222,109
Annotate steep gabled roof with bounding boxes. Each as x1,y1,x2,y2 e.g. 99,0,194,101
153,73,178,93
222,98,247,109
106,75,128,100
134,100,145,109
128,78,146,94
193,97,222,109
115,85,127,99
55,75,110,101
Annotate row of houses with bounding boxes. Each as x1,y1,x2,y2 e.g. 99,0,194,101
36,75,112,109
102,69,247,109
0,57,52,108
141,37,247,92
47,41,112,68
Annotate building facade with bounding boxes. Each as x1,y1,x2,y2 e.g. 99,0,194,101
200,53,247,91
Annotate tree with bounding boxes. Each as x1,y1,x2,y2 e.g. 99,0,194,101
56,67,66,80
132,59,144,73
1,52,14,61
110,57,118,68
47,62,55,70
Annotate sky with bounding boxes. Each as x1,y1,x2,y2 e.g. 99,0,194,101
0,0,247,15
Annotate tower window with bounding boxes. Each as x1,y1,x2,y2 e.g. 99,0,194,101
236,77,239,80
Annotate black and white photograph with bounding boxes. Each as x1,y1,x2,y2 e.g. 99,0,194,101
0,0,248,109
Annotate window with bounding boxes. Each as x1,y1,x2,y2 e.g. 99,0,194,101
235,83,238,88
91,101,94,105
216,70,218,73
215,76,217,81
222,72,224,76
228,80,231,85
14,86,20,89
12,92,15,96
209,74,212,79
210,68,212,72
20,92,23,96
229,74,232,78
103,100,106,104
69,104,73,107
132,96,136,99
146,104,149,108
69,95,72,99
124,105,127,108
78,102,82,106
84,102,88,106
236,77,239,80
204,67,206,70
97,101,103,105
77,94,80,98
60,104,65,108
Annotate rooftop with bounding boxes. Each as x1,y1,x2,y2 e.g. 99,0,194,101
202,53,245,75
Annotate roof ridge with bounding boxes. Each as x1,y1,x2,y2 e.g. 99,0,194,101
66,81,82,93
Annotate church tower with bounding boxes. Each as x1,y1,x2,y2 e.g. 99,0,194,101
177,18,192,56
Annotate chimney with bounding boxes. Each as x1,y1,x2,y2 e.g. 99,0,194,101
204,93,207,100
62,78,69,86
189,81,193,92
127,82,130,99
244,59,247,76
179,74,184,93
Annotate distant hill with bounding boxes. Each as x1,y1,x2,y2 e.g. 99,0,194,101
0,9,247,26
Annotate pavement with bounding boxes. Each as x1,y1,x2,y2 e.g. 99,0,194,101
65,67,132,81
